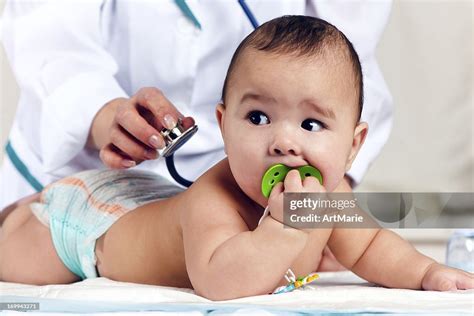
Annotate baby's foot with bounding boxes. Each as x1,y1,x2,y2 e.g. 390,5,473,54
421,263,474,291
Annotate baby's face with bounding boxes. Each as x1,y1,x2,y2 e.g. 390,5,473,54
216,48,367,207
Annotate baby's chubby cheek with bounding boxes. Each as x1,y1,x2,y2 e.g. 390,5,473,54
307,154,347,192
322,168,346,192
226,147,267,204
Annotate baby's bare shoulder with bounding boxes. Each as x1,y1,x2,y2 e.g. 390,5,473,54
180,159,249,232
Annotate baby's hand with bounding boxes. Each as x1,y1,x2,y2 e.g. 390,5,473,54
421,263,474,291
268,169,325,225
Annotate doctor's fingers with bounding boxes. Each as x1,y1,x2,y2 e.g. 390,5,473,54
109,125,158,162
137,105,195,133
180,116,196,130
134,87,185,130
100,144,139,169
115,103,166,150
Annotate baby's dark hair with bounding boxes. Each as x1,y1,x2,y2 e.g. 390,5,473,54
221,15,364,121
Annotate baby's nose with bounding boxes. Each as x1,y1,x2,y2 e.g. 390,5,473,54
272,147,297,156
269,137,302,156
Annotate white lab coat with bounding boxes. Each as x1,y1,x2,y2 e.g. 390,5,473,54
0,0,393,209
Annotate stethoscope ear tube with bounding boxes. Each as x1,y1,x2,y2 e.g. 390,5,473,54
238,0,259,29
166,1,259,188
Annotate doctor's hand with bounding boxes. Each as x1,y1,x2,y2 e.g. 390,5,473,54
87,87,195,169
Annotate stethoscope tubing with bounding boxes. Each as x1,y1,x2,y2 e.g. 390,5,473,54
167,0,259,187
238,0,259,29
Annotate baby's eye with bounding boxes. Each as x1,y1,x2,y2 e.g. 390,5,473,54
301,119,324,132
247,110,270,125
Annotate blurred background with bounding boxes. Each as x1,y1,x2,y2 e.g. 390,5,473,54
0,0,473,262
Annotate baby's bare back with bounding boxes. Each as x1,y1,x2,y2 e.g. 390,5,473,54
94,194,192,288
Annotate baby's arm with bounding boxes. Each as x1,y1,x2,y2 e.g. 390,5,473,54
325,179,473,290
329,228,434,289
181,179,308,300
329,228,474,290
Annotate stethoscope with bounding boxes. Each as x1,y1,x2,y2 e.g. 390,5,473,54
165,0,259,187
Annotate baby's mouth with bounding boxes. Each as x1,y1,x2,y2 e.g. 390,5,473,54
260,163,323,198
268,159,309,169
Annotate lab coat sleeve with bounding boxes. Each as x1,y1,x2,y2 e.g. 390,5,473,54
1,1,128,173
310,0,394,185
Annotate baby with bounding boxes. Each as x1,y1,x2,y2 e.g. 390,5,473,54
1,16,472,300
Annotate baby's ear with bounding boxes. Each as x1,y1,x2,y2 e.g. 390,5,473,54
215,103,226,136
345,122,368,172
215,103,228,154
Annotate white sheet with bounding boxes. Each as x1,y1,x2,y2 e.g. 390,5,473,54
1,271,472,315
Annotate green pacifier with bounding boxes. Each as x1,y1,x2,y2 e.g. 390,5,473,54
261,163,323,198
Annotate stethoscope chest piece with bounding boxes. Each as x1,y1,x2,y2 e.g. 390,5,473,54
160,121,199,158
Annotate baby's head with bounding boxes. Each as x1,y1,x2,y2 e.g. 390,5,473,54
216,15,368,206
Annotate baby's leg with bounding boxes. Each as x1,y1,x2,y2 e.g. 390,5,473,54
0,193,40,225
317,246,347,272
0,204,79,284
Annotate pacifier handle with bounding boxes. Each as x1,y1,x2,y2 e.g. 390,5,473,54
261,164,323,198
